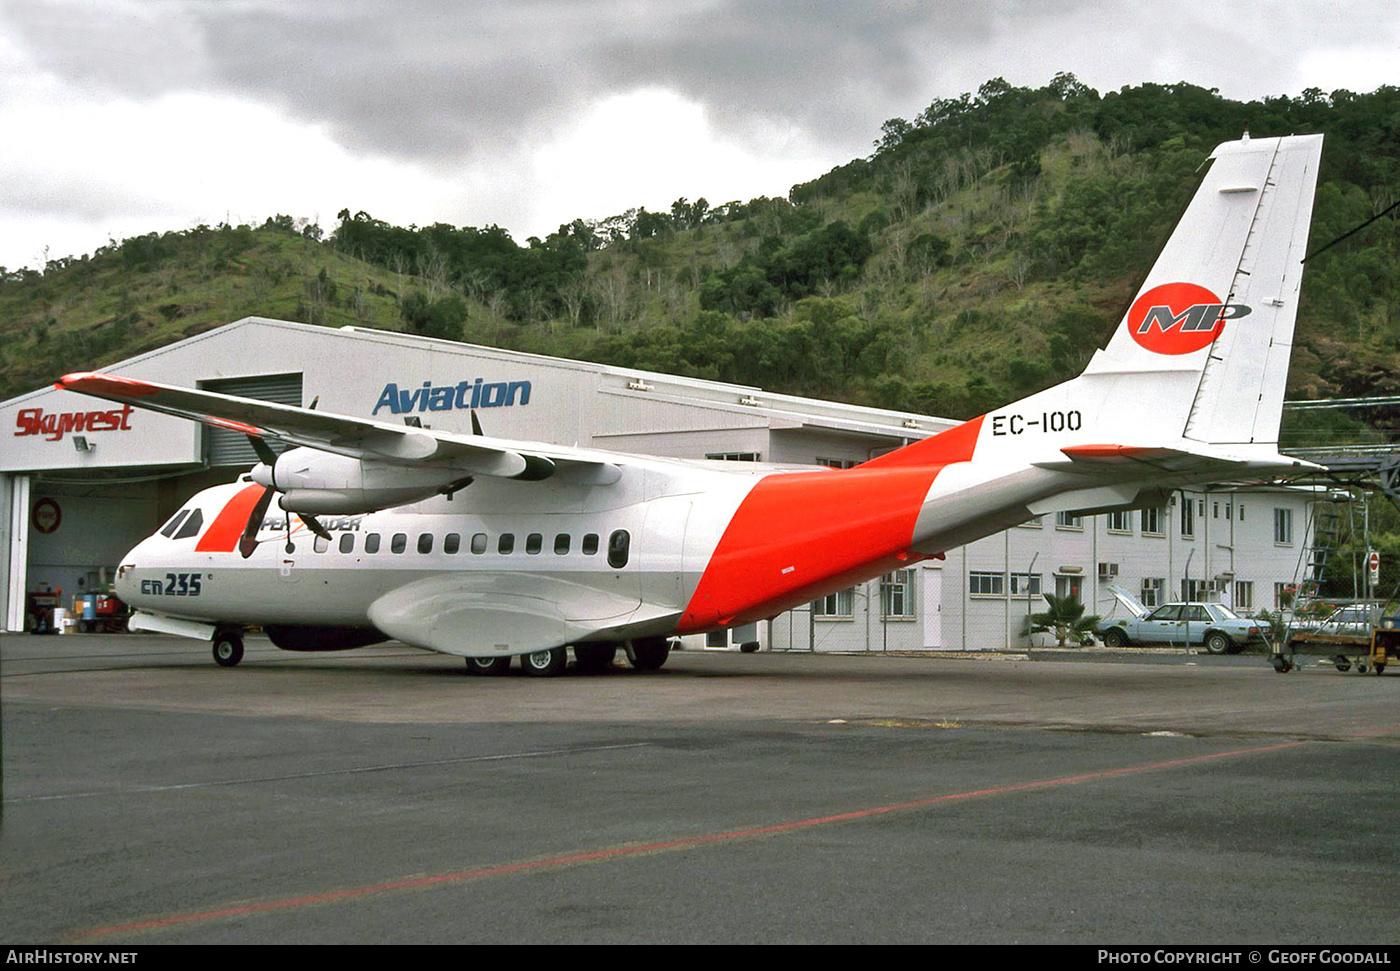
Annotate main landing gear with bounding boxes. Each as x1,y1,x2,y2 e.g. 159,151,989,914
463,639,674,677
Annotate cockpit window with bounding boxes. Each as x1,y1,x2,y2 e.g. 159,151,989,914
172,508,203,540
159,509,190,538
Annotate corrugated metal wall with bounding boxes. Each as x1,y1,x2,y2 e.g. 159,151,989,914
200,373,302,467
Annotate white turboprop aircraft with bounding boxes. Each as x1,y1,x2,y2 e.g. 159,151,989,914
60,133,1322,676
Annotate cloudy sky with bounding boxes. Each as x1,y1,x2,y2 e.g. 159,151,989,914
2,0,1396,271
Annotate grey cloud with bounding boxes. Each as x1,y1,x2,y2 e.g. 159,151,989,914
6,1,1396,177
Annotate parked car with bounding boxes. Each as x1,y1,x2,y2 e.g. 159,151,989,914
1097,590,1266,654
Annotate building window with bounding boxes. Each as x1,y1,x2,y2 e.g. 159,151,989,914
1274,508,1293,545
1056,512,1083,530
1181,496,1195,538
1141,577,1164,608
1141,507,1165,536
1106,511,1132,533
1019,515,1044,528
1055,574,1084,600
1275,582,1296,609
969,571,1005,596
1010,573,1043,597
707,451,761,462
1234,580,1254,610
817,457,859,469
880,571,915,618
1182,578,1214,602
814,587,854,618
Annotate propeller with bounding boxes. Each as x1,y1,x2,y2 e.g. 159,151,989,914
238,434,330,558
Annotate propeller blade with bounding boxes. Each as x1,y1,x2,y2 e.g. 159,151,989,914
246,434,278,467
298,513,332,541
238,486,276,559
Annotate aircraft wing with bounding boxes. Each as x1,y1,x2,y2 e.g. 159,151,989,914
56,371,620,483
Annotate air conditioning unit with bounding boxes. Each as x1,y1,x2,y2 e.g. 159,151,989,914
1097,562,1119,580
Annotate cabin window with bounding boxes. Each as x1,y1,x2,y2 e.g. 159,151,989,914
417,533,433,554
554,533,570,554
313,534,329,553
526,532,543,554
582,533,599,556
172,509,204,540
498,533,515,554
339,533,355,553
160,509,190,538
607,529,630,568
444,533,460,554
391,533,407,554
364,533,381,554
471,532,487,554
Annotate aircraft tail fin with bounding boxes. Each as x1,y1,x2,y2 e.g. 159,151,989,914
913,132,1328,475
1078,133,1322,448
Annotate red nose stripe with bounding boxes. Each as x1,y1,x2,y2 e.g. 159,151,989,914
195,484,268,553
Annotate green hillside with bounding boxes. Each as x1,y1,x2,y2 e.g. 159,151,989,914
3,75,1397,452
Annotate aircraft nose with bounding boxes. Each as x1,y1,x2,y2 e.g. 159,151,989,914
114,561,139,600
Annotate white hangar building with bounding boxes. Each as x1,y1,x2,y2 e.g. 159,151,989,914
0,317,1314,650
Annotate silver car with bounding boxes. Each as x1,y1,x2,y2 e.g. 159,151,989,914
1097,599,1265,654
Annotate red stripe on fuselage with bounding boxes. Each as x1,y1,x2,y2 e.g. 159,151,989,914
677,416,983,632
194,483,268,553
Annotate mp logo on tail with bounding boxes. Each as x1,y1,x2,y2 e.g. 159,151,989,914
1128,282,1251,355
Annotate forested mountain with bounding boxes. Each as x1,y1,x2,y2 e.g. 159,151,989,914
4,75,1397,452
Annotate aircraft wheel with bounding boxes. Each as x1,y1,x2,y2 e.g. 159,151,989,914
573,644,617,674
1374,663,1386,676
521,647,567,677
1101,627,1130,648
212,632,244,668
629,637,671,671
465,656,512,676
1271,655,1293,674
1203,631,1232,655
739,641,760,653
1335,657,1352,672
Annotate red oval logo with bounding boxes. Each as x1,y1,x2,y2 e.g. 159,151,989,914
1126,282,1249,355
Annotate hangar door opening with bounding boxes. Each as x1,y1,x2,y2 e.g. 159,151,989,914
200,373,302,467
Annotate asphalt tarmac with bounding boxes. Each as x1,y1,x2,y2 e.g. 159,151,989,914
2,634,1397,944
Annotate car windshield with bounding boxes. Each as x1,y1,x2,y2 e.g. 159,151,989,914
1207,604,1241,621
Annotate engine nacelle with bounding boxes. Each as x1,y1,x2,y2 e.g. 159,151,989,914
252,447,467,514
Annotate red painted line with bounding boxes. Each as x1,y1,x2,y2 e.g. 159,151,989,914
70,737,1307,940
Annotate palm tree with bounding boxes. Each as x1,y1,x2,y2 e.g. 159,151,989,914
1027,593,1102,647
